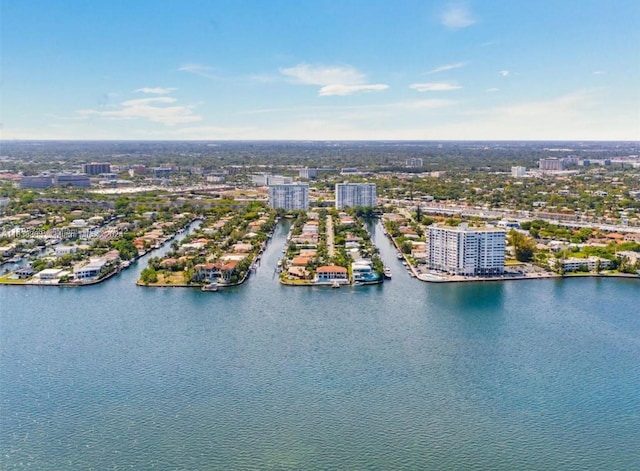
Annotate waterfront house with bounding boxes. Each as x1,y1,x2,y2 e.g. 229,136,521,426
287,266,308,279
194,263,217,281
194,260,239,283
34,268,67,281
352,260,377,282
74,258,108,280
15,267,35,279
315,265,348,284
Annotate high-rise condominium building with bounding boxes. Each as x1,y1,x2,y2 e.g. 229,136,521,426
335,183,376,209
511,166,527,177
538,158,564,171
425,223,505,276
268,183,309,210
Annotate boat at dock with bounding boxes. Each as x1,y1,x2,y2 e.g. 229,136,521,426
331,281,341,288
397,252,403,259
383,267,392,279
201,282,219,292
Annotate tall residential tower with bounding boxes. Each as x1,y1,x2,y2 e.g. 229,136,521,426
268,183,309,210
425,223,505,276
335,183,376,209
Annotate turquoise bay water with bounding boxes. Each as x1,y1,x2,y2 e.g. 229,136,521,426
1,222,639,470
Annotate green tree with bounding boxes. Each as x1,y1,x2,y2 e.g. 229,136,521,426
140,266,158,284
509,229,536,262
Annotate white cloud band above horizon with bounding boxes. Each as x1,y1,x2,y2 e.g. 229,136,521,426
135,87,176,95
410,82,462,92
280,63,388,96
77,96,201,126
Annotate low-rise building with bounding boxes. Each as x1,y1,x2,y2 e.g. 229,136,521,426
20,175,53,189
554,256,612,272
54,174,91,187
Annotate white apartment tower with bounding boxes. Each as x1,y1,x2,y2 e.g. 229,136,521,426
335,183,377,209
268,183,309,210
425,223,506,276
538,158,564,171
511,166,527,177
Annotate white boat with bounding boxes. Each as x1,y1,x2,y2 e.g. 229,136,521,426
201,282,218,292
383,267,392,279
331,281,341,288
397,252,403,259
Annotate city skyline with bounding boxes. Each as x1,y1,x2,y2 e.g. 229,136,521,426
2,0,639,141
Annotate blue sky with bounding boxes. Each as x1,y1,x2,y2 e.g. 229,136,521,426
2,0,639,140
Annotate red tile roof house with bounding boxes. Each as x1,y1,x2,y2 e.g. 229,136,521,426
194,261,239,283
315,265,349,285
291,256,312,267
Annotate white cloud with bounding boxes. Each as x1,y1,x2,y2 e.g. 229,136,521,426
499,70,510,77
401,99,457,109
178,63,218,79
280,63,388,96
441,3,477,29
77,96,202,126
425,62,468,74
135,87,176,95
486,88,500,93
280,63,363,85
410,82,461,92
319,84,389,96
593,70,606,75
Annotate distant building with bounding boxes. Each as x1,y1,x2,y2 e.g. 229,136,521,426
128,165,147,176
269,183,309,210
54,174,91,187
82,163,111,175
267,175,293,185
335,183,377,209
511,166,527,177
299,168,318,179
151,167,172,177
538,158,564,171
406,157,424,168
299,167,336,179
340,168,363,176
19,175,53,189
425,223,506,276
252,174,293,186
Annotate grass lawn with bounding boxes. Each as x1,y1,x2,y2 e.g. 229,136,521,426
0,274,27,284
